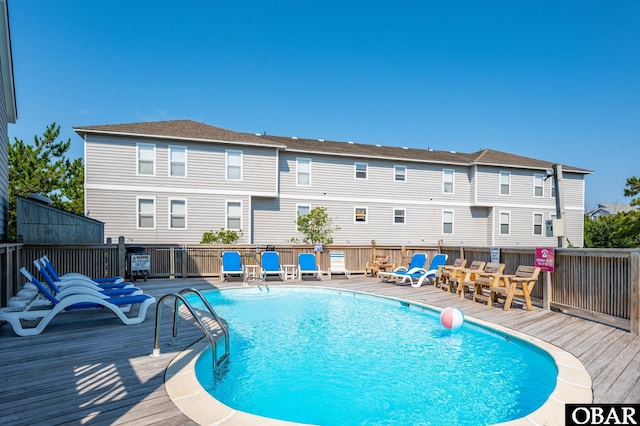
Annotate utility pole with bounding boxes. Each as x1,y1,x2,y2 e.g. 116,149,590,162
553,164,566,248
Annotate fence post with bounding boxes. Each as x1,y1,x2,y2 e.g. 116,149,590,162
182,245,188,278
118,236,126,279
631,251,640,335
543,271,552,311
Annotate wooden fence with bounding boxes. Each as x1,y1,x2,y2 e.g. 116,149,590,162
9,239,640,335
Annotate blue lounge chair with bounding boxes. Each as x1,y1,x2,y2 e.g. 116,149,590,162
33,260,143,297
378,253,428,282
220,251,246,282
379,253,448,287
261,251,285,280
328,251,350,279
298,253,322,281
40,255,130,288
409,254,448,287
0,268,156,336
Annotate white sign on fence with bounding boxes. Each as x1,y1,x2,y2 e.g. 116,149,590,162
490,247,500,263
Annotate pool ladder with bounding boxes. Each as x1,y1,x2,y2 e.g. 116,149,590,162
244,252,266,283
150,288,229,371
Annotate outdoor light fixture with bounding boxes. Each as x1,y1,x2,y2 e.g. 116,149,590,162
544,166,555,181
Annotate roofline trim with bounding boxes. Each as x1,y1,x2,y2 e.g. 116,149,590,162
472,161,592,174
282,147,471,166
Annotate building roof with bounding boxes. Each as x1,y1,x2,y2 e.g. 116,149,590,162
74,120,285,148
74,119,592,173
586,202,638,217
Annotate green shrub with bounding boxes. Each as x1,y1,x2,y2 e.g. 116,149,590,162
201,228,243,244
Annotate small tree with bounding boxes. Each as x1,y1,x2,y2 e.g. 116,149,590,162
294,206,339,244
201,228,243,244
610,176,640,247
8,123,84,241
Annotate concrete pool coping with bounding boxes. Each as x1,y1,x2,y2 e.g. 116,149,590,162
163,286,593,425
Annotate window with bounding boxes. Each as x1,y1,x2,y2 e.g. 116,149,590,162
297,205,310,217
226,150,242,180
169,146,186,177
393,208,406,224
355,162,368,179
533,213,543,236
500,172,510,195
394,165,406,182
137,198,155,229
443,169,454,194
534,174,544,197
137,143,155,176
550,178,556,198
443,210,453,234
226,201,242,230
355,207,367,223
500,211,510,235
169,199,186,229
297,158,311,186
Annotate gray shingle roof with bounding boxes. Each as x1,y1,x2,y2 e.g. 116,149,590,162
74,119,592,173
74,120,285,147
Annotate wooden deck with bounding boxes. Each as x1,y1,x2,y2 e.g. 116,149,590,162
1,276,639,425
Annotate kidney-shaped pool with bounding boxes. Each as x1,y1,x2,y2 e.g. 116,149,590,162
188,287,560,425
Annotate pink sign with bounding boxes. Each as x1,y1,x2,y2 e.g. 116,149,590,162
535,247,555,273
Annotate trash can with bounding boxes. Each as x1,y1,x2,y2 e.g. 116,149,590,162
126,246,150,282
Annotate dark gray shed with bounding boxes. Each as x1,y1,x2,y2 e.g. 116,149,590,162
16,195,104,244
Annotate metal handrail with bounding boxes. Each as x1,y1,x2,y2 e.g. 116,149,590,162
150,288,229,370
244,252,266,282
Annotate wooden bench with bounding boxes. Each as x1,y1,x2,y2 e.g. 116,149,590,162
441,260,485,295
488,265,541,311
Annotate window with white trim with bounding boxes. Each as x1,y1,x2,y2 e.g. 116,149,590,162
443,169,454,194
550,178,556,198
534,174,544,197
226,150,242,180
169,199,186,229
169,146,186,177
297,158,311,186
137,143,155,176
500,172,511,195
355,162,368,179
394,208,406,224
226,201,242,230
394,165,406,182
500,211,510,235
355,207,367,223
533,213,543,236
297,205,310,217
443,210,453,234
137,198,155,229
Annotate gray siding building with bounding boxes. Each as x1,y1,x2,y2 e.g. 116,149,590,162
76,120,591,247
0,0,17,242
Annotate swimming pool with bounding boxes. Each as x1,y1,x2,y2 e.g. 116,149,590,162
189,287,559,425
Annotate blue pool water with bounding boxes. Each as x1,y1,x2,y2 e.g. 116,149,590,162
192,287,557,425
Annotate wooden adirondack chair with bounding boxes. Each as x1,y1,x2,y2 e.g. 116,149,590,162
364,255,389,277
471,263,506,305
437,258,467,292
489,265,541,311
450,260,487,298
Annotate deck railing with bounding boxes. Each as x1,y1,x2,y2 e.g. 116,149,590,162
0,243,23,308
10,239,640,335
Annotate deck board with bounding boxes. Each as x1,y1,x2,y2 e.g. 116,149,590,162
1,276,639,425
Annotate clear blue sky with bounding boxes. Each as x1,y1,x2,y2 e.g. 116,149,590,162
7,1,640,207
